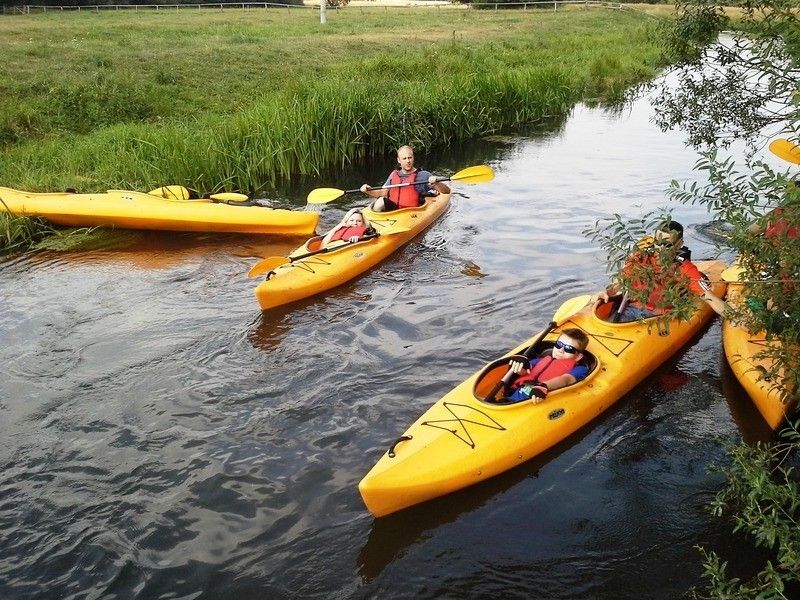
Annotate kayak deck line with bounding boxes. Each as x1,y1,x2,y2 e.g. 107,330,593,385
419,402,508,449
359,260,727,517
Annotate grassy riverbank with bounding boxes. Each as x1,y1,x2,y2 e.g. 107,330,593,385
0,7,669,194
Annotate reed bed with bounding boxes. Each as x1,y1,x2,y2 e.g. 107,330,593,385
0,209,53,254
0,8,668,195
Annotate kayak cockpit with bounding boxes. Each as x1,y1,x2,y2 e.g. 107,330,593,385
303,236,324,253
473,340,599,406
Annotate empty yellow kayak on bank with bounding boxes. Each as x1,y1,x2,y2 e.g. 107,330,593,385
722,265,798,429
0,185,319,235
253,193,450,311
358,261,727,517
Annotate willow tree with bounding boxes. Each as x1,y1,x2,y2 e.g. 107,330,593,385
641,1,799,597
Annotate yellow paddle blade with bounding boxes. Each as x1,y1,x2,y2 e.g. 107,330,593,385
148,185,191,200
553,294,592,322
450,164,495,184
209,192,249,203
769,138,800,165
307,188,346,205
721,264,746,283
248,256,290,279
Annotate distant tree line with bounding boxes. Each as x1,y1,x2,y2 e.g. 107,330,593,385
3,0,306,6
464,0,671,7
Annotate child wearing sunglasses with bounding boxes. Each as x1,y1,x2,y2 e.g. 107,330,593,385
507,328,591,403
595,220,728,321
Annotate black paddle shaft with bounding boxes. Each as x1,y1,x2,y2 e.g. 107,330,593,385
287,233,379,263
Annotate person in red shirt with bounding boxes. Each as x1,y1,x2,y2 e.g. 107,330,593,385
747,206,798,240
595,221,728,321
744,202,797,328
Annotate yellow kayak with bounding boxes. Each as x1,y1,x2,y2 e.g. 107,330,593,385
0,186,318,235
253,193,451,311
359,260,727,518
722,265,798,429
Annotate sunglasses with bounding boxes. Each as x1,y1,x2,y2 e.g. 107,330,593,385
554,340,578,354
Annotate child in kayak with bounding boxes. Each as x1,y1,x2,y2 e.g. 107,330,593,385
507,328,591,403
595,220,728,321
320,208,375,249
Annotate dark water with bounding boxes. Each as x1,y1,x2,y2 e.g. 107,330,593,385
0,84,785,598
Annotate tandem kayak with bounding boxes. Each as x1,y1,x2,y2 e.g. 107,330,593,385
722,265,798,429
0,185,319,236
358,260,727,517
253,193,451,311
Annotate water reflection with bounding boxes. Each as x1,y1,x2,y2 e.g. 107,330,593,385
719,358,777,444
356,423,593,584
1,66,784,599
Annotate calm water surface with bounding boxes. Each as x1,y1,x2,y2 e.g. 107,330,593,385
0,84,784,598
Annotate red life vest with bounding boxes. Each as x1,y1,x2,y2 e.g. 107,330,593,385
624,252,705,311
514,355,579,387
388,169,421,208
329,225,368,242
765,207,798,239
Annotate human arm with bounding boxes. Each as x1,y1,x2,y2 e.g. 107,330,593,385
320,227,339,249
681,261,729,317
698,278,730,316
427,175,450,194
414,170,450,196
593,279,623,304
747,221,764,235
360,182,389,200
539,373,577,392
538,362,590,396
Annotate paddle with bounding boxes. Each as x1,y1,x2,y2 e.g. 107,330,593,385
306,164,495,205
485,294,593,401
148,185,250,203
247,227,411,278
769,138,800,165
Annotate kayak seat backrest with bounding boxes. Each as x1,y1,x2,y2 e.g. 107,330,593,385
595,297,625,321
307,236,323,252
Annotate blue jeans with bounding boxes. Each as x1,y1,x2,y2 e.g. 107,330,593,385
615,304,660,322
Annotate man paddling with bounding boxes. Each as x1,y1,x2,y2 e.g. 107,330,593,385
595,220,728,321
360,145,451,212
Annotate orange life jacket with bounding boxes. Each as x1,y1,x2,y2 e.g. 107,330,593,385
514,356,579,387
765,207,798,239
388,169,421,208
329,225,368,242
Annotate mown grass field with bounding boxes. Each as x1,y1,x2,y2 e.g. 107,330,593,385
0,6,670,194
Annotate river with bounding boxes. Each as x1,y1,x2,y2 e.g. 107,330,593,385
0,77,785,598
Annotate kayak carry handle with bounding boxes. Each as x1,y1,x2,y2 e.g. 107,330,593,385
387,435,412,458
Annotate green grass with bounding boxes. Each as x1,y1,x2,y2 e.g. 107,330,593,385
0,209,53,253
0,7,670,194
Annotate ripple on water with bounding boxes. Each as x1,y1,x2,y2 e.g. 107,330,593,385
1,79,778,598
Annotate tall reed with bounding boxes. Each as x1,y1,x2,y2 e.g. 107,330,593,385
0,9,667,194
0,208,54,253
